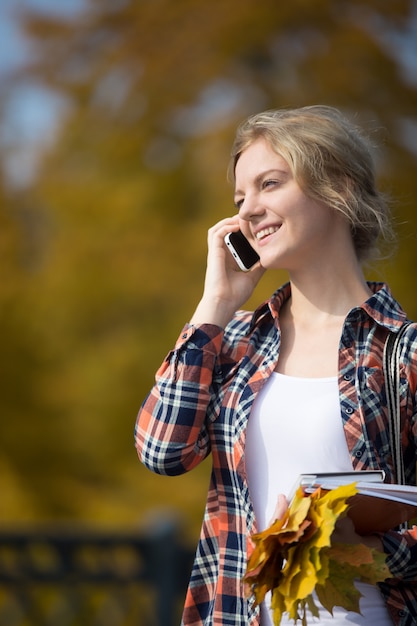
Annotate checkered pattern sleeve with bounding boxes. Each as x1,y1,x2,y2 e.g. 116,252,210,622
381,529,417,581
135,322,230,476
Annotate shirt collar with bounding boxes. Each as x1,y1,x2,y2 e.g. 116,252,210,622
359,282,408,330
249,282,291,331
249,281,407,333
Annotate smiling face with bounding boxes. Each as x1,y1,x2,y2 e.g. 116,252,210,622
234,137,351,274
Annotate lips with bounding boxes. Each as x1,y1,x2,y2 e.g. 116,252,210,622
255,225,280,241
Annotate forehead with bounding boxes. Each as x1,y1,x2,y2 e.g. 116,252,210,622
234,138,290,185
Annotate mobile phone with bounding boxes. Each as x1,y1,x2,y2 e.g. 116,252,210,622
224,230,260,271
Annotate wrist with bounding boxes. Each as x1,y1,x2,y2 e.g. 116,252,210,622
190,297,236,328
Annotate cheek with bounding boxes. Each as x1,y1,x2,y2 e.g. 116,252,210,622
239,221,254,242
297,200,334,233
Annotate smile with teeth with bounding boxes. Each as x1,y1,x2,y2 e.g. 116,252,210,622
255,226,280,241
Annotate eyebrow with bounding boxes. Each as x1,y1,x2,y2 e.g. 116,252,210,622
234,168,290,198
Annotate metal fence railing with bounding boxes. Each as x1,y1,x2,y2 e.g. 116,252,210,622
0,519,194,626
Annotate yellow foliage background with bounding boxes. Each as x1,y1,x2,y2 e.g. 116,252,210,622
1,0,417,548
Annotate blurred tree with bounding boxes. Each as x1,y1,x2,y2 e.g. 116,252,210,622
1,0,417,528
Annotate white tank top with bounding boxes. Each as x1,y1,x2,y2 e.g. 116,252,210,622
245,372,391,626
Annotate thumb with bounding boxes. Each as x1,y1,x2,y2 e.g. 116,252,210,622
270,494,289,525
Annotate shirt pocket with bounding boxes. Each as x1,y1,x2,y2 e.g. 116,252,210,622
357,366,391,456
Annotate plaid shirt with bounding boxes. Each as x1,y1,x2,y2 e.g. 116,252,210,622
135,282,417,626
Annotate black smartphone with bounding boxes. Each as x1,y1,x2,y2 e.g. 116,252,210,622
224,230,260,271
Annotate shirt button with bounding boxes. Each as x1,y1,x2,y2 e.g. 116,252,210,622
345,407,354,414
343,374,353,381
355,450,362,458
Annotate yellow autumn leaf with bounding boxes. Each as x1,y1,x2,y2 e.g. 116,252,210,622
244,482,389,625
279,484,357,608
245,489,315,604
315,542,388,616
316,556,363,615
327,542,389,585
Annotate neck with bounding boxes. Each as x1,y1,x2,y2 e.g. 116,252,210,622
285,261,371,326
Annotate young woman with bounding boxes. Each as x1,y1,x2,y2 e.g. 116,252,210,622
135,106,417,625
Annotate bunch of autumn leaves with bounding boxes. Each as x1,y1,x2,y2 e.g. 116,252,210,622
244,483,389,625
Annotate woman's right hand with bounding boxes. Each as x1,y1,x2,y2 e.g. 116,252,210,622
270,494,289,525
189,217,265,328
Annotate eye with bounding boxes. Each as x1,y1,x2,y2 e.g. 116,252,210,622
262,179,279,189
234,198,244,210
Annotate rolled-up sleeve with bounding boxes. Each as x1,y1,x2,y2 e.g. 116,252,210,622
135,323,225,476
381,526,417,581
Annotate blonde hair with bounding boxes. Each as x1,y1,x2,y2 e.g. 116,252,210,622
229,105,394,262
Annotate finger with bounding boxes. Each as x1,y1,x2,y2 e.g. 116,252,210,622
209,216,240,238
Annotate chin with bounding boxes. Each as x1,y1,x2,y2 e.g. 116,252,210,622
260,258,283,271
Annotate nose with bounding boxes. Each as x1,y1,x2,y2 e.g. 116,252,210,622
238,194,265,222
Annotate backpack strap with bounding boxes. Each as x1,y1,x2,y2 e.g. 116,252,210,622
383,323,412,486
